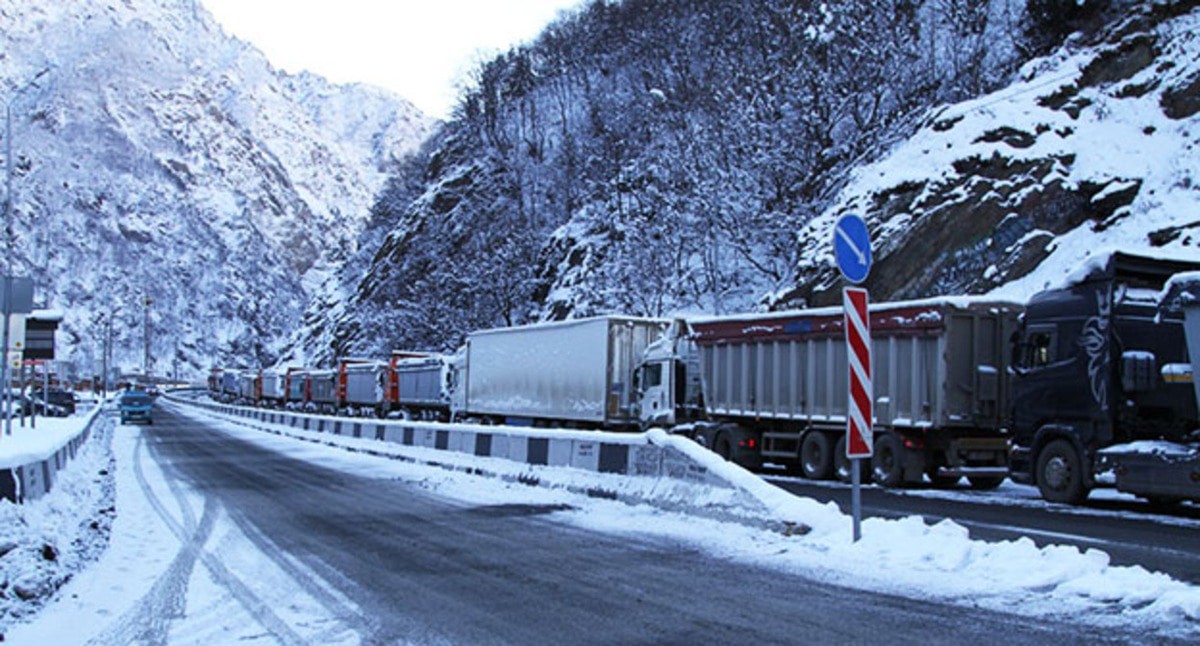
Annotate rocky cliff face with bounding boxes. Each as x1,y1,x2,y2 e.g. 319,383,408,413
783,1,1200,307
308,0,1043,362
0,0,434,378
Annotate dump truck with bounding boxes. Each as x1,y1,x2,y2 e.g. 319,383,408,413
336,359,387,416
639,298,1020,488
1009,253,1200,504
452,315,668,428
259,370,286,408
388,353,452,420
307,369,337,414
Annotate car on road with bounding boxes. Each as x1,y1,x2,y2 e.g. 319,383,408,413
31,388,77,416
119,390,154,425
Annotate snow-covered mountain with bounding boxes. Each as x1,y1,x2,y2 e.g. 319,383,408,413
0,0,434,378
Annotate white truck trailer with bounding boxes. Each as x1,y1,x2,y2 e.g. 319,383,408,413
452,316,668,428
338,360,387,416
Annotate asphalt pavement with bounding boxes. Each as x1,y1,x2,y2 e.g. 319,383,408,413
142,406,1162,644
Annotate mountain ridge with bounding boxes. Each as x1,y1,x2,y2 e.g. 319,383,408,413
0,0,434,378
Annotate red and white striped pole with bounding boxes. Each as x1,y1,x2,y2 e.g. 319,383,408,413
844,286,872,542
832,213,873,542
844,287,873,457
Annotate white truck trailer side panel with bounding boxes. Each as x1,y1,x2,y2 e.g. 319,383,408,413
463,317,664,424
396,357,448,407
344,363,386,405
260,372,286,400
309,370,337,404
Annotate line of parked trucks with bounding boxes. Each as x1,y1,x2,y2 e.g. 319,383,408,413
209,253,1200,506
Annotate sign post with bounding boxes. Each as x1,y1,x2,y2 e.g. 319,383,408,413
0,277,33,437
832,214,872,542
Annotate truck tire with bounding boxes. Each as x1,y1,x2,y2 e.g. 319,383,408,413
714,433,733,461
801,432,834,480
832,435,863,483
1036,439,1087,504
833,435,847,481
872,433,904,488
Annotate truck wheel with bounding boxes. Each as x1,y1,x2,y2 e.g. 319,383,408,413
967,475,1004,490
872,433,904,488
830,434,868,480
713,433,733,461
833,435,852,482
1036,439,1087,504
801,432,834,480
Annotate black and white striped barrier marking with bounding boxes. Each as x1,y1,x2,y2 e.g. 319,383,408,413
175,398,728,488
0,409,103,504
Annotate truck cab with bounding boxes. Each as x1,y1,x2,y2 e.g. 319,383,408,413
1009,253,1200,503
636,321,703,429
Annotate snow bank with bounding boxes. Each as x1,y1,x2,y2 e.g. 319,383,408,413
0,415,114,636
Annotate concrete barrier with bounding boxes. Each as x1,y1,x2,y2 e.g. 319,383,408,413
175,397,723,483
167,394,800,530
0,405,105,504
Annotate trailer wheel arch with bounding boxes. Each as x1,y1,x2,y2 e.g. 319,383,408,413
713,432,734,461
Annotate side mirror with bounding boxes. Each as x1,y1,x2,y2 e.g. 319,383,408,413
1121,351,1157,393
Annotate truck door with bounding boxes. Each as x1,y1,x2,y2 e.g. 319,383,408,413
639,361,674,428
1012,324,1067,433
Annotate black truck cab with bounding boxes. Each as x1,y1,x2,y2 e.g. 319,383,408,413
1008,253,1200,503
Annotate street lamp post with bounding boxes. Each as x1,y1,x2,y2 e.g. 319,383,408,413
143,294,152,380
3,68,50,436
99,310,114,398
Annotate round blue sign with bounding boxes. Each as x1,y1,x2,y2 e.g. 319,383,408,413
832,213,872,284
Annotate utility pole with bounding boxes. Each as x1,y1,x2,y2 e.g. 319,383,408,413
3,67,50,436
101,312,112,397
143,294,152,380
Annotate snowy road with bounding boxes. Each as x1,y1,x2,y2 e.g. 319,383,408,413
10,405,1165,644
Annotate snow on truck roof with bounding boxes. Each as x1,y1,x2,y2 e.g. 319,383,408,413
1161,271,1200,310
1059,250,1200,291
688,295,1021,326
468,314,669,337
687,296,1021,343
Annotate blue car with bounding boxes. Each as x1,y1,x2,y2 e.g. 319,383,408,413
119,390,154,425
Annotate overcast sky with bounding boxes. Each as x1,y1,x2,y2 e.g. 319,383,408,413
202,0,584,119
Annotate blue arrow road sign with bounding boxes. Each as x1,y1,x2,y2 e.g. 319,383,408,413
833,214,872,284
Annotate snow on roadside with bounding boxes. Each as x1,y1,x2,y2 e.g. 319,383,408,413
0,412,115,637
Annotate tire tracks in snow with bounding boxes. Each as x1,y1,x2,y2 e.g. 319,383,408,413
88,431,308,645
